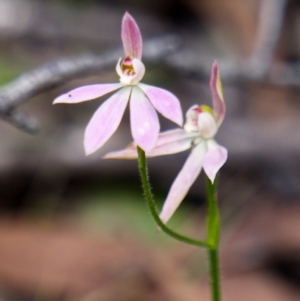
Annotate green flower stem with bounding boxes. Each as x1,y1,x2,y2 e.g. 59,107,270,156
208,248,221,301
206,175,220,248
137,146,209,248
206,175,221,301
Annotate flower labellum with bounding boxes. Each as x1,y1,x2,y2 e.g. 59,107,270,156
53,12,183,155
104,61,227,224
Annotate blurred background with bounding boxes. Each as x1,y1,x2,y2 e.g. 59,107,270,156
0,0,300,300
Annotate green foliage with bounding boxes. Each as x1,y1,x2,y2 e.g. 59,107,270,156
0,59,25,85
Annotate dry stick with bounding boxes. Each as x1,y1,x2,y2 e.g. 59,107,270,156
0,0,294,132
0,34,180,132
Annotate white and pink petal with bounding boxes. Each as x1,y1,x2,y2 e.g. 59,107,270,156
84,87,131,155
202,139,227,183
106,138,192,158
138,83,183,126
53,83,123,104
103,128,199,159
153,128,198,146
102,144,138,159
159,142,207,224
130,86,160,152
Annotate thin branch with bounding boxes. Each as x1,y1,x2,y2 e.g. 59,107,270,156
0,34,181,132
0,0,294,132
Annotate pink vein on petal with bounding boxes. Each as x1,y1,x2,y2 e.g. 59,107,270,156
202,140,228,183
139,83,183,126
121,12,143,59
159,142,207,224
84,87,131,155
130,87,159,152
53,83,123,104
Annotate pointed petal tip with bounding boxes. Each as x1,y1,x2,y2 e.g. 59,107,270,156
53,94,70,104
122,12,138,32
53,94,67,104
123,11,130,18
203,142,228,183
122,12,135,30
84,146,94,156
212,59,218,70
173,113,183,127
123,11,133,21
207,174,216,184
84,138,98,156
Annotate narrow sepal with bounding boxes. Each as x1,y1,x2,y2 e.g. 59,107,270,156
121,12,143,59
53,83,123,104
159,142,207,224
210,61,226,126
103,129,198,159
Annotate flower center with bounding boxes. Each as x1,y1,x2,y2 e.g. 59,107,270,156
116,56,145,85
120,56,136,76
184,105,217,139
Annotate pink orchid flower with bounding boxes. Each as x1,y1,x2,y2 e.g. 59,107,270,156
104,61,227,224
53,12,183,155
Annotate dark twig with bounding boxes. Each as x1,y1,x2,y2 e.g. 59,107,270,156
0,110,39,133
0,0,294,132
0,34,181,132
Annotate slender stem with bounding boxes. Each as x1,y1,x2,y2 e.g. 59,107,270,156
206,176,220,248
206,175,221,301
137,146,209,248
209,248,221,301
